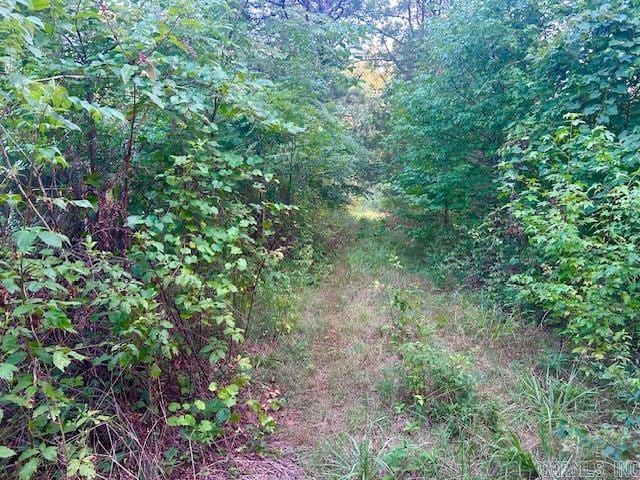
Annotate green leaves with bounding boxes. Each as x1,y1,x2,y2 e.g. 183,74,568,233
14,230,38,252
68,199,94,209
38,231,67,248
218,383,239,407
0,363,19,381
13,229,69,251
0,446,16,458
142,90,165,109
30,0,51,11
499,118,640,370
52,351,71,372
119,64,138,85
150,363,161,379
383,0,640,390
40,446,57,462
19,458,40,480
51,348,85,372
44,308,76,332
0,0,363,475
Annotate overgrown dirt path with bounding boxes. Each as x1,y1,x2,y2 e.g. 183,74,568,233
272,253,401,446
229,206,557,480
265,216,421,476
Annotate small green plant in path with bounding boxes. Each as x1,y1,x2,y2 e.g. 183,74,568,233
399,341,478,420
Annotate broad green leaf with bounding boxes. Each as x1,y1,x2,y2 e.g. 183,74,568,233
69,199,94,209
31,0,50,10
78,460,96,478
120,64,137,84
198,420,213,432
0,446,16,458
37,231,68,248
13,302,40,316
0,193,22,208
126,215,146,227
19,457,39,480
143,91,165,108
0,363,18,381
40,445,57,461
44,308,76,332
14,230,38,252
150,363,161,379
52,351,71,372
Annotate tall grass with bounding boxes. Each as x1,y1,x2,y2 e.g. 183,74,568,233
520,368,597,454
316,432,393,480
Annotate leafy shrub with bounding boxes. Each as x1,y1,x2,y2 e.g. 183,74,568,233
382,442,437,479
0,145,283,477
0,0,363,476
501,118,640,369
387,287,428,344
384,0,640,389
399,341,477,420
251,270,303,336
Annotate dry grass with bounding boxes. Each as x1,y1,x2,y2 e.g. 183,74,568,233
198,453,304,480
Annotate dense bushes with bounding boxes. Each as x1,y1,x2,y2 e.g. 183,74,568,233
0,0,364,477
385,0,640,381
501,118,640,371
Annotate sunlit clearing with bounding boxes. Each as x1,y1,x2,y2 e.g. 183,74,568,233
347,197,388,221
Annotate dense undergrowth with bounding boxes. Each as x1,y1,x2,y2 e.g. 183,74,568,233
3,0,640,477
262,170,640,478
384,0,640,437
255,202,639,479
0,0,368,477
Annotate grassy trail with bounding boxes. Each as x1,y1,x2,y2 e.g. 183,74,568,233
262,214,431,478
270,232,412,450
244,205,602,479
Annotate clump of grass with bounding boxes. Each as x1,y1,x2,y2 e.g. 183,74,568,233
346,235,396,274
436,292,517,342
520,368,597,455
315,433,392,480
535,351,572,374
460,305,517,341
376,363,403,409
490,432,539,479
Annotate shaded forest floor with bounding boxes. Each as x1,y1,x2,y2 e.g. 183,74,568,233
212,200,624,479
